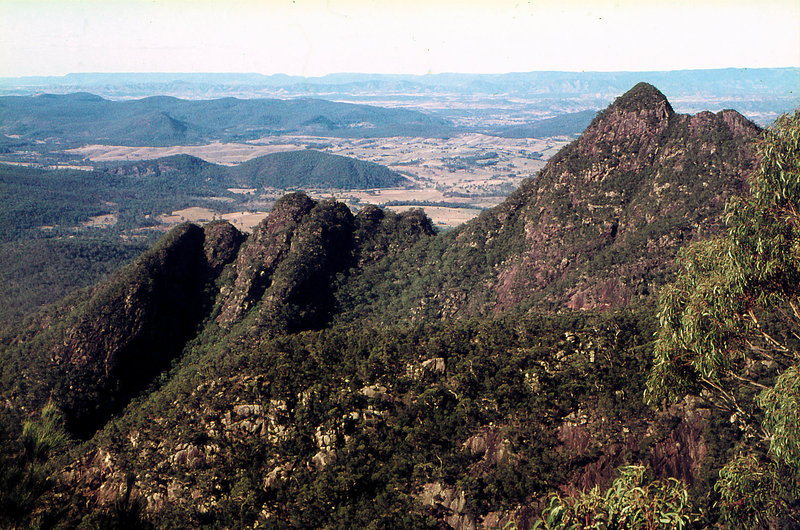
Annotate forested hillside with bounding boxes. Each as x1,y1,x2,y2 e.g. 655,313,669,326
1,85,798,528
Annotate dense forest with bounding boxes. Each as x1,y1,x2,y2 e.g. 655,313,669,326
0,85,798,528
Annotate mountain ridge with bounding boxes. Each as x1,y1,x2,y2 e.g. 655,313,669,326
332,82,761,323
0,93,455,147
0,82,783,527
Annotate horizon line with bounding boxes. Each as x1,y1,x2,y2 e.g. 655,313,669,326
2,66,800,81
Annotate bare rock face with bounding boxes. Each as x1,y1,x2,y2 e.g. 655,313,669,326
552,396,711,493
648,396,710,485
463,426,511,468
419,482,476,530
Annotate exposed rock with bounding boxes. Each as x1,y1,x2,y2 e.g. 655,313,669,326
311,449,337,470
169,443,217,469
406,357,446,379
315,425,338,450
463,427,511,467
422,357,446,374
419,482,476,530
648,396,711,485
360,384,392,401
264,462,294,489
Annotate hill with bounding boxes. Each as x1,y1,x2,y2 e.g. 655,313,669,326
0,93,455,147
1,84,793,528
229,149,408,189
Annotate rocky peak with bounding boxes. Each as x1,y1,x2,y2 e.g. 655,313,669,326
572,82,674,164
215,194,315,326
462,84,761,313
609,82,674,116
720,108,762,138
202,220,244,274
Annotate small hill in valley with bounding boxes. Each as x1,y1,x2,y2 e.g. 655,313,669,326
229,149,409,189
102,150,410,190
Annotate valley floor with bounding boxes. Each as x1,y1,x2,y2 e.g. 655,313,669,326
56,133,571,230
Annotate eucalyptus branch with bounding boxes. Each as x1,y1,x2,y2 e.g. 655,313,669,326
744,338,776,361
699,376,768,440
747,309,791,353
789,298,800,323
728,371,771,391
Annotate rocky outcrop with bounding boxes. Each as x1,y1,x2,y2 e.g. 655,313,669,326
202,219,245,273
40,222,239,436
216,192,315,325
419,482,476,530
482,83,761,312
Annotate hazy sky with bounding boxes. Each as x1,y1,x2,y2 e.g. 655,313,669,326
2,0,799,77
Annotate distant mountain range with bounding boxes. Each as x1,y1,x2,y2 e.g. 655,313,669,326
1,68,797,126
0,93,454,146
2,68,798,99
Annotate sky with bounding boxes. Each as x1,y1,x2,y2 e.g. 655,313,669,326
1,0,799,77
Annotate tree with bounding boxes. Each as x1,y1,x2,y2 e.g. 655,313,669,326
645,110,800,527
533,465,696,529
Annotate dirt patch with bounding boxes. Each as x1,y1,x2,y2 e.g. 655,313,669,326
83,214,118,228
386,205,484,229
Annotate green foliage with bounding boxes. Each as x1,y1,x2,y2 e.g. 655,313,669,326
21,400,70,462
645,237,743,405
758,366,800,469
647,110,800,526
0,236,146,328
714,452,800,529
534,465,696,530
0,403,69,526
